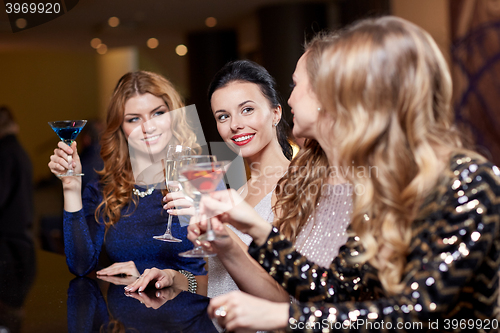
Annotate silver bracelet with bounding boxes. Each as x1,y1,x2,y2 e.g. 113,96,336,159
178,270,197,293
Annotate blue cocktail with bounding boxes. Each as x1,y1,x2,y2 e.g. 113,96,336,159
48,120,87,177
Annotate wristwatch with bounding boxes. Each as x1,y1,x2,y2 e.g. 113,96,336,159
178,270,197,293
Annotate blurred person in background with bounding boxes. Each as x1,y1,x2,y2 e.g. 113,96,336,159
0,105,36,333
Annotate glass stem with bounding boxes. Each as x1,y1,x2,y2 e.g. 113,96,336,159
193,197,201,221
192,199,204,248
164,214,173,236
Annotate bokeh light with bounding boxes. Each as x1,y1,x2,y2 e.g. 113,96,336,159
175,44,188,56
16,18,27,29
90,38,102,49
97,44,108,55
108,17,120,27
147,38,159,49
205,17,217,27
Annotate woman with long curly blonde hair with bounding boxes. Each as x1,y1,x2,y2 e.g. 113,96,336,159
200,16,500,331
48,71,207,295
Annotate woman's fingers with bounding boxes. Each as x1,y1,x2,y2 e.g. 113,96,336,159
163,198,194,211
50,150,71,169
163,191,187,202
57,141,73,155
124,268,172,292
200,189,245,217
49,142,81,173
187,223,202,242
167,207,195,216
96,261,140,277
208,293,232,318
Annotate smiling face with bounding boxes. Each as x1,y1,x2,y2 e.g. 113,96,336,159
288,53,322,140
122,93,172,156
211,81,280,159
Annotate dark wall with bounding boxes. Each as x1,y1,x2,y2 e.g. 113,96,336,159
338,0,391,26
187,30,238,144
258,2,328,125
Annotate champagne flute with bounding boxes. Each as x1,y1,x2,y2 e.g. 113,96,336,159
153,145,191,242
48,120,87,177
178,158,229,258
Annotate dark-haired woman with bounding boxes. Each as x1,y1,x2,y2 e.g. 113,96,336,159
202,60,352,299
204,60,293,298
127,60,292,299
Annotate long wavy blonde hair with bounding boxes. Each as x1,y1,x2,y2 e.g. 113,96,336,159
96,71,199,230
309,16,482,294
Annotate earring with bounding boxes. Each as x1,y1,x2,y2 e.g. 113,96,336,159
317,107,321,111
273,123,278,127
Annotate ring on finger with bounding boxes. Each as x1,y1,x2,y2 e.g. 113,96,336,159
215,305,228,318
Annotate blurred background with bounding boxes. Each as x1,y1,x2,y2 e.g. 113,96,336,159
1,0,500,331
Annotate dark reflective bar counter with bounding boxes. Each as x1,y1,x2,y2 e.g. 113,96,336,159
0,250,218,333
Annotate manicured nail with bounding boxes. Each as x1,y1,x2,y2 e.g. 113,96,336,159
124,286,130,291
139,287,144,292
156,282,161,288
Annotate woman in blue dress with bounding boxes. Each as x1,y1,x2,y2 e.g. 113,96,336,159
48,71,206,295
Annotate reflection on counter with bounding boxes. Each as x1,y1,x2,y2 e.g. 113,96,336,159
68,277,219,333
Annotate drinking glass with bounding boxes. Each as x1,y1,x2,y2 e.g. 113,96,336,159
178,158,229,258
153,145,191,242
48,120,87,177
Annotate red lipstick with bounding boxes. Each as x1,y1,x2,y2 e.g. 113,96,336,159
231,133,255,146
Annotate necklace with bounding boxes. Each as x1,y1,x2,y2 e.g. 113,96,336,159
133,186,155,197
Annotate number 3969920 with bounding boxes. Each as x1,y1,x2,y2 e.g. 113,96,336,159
5,2,61,14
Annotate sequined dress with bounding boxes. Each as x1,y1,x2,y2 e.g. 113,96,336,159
294,184,352,268
249,155,500,332
208,184,352,298
63,180,206,277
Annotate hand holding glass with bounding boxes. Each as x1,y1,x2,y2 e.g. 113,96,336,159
178,158,229,258
48,120,87,177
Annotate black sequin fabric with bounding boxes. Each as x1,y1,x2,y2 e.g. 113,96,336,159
249,154,500,332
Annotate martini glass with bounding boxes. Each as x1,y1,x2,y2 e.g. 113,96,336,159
153,145,191,242
48,120,87,177
178,159,229,258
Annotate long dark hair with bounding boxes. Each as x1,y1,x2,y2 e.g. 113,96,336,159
208,60,293,160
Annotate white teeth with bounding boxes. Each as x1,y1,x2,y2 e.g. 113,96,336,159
143,134,160,142
234,134,254,142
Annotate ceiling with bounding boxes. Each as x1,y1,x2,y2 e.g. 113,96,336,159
0,0,312,51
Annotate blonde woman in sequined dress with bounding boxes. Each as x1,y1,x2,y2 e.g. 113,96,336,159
201,16,500,332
